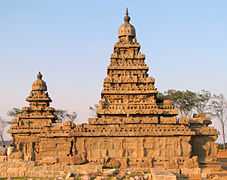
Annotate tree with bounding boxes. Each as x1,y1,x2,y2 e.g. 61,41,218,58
54,109,67,122
7,107,21,117
194,90,211,113
55,110,77,122
206,94,227,149
163,89,199,117
0,116,7,146
65,112,77,122
160,89,212,118
160,90,227,148
156,92,165,104
89,104,98,117
8,107,77,123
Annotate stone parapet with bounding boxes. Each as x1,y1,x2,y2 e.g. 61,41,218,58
70,124,194,137
108,65,148,70
97,107,177,115
101,89,157,94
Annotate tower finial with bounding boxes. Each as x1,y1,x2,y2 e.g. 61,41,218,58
126,8,128,16
32,72,47,91
124,8,130,23
37,72,43,80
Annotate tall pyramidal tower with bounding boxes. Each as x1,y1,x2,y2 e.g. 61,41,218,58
91,9,177,124
85,10,217,169
85,9,200,167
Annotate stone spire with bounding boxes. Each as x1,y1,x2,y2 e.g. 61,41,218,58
93,10,177,124
124,8,130,23
118,8,136,42
27,72,52,108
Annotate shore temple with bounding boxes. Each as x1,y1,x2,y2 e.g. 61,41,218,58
2,9,226,179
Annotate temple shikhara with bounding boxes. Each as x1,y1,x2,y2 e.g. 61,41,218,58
1,9,227,179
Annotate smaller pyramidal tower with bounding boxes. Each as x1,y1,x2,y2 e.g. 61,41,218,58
10,72,56,160
91,9,178,124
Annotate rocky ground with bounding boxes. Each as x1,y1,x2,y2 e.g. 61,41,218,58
0,165,152,180
0,159,152,180
1,159,227,180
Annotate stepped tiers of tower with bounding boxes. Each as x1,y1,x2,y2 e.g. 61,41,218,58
5,10,227,179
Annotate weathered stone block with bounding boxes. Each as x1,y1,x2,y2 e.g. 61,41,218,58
151,168,176,180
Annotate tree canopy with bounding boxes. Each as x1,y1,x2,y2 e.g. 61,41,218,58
158,89,227,148
7,107,21,117
159,89,211,117
7,107,77,123
0,116,7,146
54,110,77,122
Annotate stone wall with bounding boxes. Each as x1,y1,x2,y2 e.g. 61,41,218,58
33,135,198,170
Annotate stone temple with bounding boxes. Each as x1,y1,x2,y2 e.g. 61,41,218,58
2,9,227,179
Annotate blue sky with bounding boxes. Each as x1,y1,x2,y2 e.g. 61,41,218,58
0,0,226,125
